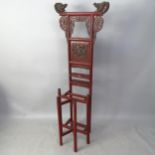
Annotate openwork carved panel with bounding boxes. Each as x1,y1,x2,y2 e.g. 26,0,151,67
59,16,104,40
71,42,90,62
59,16,74,37
55,1,110,40
94,16,104,32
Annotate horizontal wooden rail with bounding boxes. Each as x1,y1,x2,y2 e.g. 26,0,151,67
62,129,73,136
69,38,92,42
60,12,101,16
61,100,70,105
71,72,90,80
64,118,72,126
77,122,86,129
70,79,90,88
70,61,91,69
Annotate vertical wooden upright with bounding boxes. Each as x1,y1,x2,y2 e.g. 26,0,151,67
54,2,110,152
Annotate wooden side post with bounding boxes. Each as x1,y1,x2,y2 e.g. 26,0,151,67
86,95,90,144
57,88,63,145
73,100,77,152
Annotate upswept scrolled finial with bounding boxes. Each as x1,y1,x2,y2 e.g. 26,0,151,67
54,3,68,15
93,1,110,15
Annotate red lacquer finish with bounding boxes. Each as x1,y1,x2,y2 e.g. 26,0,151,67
54,2,110,152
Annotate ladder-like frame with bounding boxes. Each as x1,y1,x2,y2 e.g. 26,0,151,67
54,2,110,152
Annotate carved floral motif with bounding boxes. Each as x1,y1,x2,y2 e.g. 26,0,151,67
59,16,104,40
72,43,88,60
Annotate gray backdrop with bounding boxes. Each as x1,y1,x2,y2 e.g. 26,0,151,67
0,0,155,121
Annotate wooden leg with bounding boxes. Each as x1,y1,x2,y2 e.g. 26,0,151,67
57,89,63,146
70,101,73,126
86,95,90,144
73,100,77,152
89,95,92,133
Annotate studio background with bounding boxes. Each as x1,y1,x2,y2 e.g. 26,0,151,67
0,0,155,155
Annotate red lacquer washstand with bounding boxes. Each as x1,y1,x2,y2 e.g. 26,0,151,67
54,2,110,152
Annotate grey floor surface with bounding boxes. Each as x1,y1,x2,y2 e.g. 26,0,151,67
0,118,155,155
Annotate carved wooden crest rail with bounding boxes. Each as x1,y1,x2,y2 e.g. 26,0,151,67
54,1,110,152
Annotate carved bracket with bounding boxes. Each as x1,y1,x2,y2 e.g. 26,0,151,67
59,16,104,40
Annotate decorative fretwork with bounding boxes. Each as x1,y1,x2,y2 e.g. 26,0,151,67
72,43,88,61
55,2,109,41
59,16,104,40
59,16,74,37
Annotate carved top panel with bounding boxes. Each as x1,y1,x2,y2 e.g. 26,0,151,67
54,2,110,15
59,16,104,40
54,2,110,40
